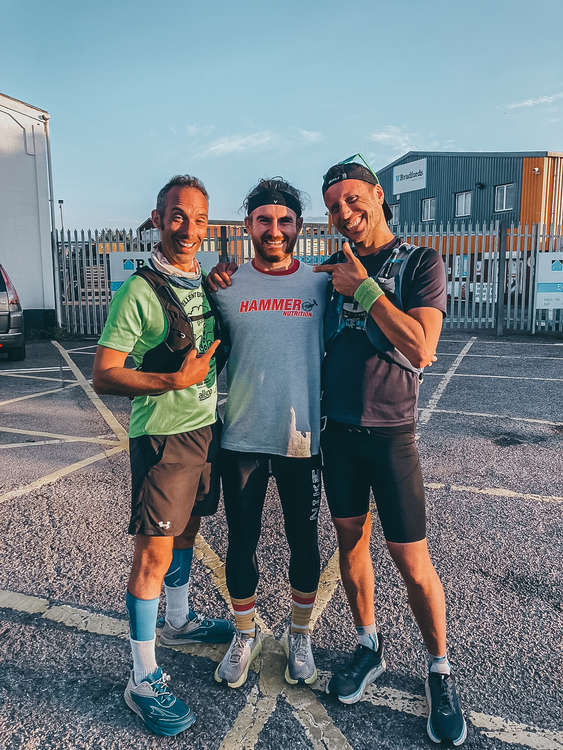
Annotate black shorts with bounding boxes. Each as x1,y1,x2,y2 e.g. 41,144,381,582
321,421,425,544
128,421,221,536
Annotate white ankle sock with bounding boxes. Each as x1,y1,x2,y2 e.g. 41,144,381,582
130,637,158,683
429,653,451,675
164,582,190,628
356,624,379,652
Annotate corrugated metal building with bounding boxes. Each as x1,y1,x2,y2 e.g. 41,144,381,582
376,151,563,229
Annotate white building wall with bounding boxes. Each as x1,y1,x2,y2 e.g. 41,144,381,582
0,94,54,312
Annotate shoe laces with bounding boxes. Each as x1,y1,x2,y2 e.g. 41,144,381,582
229,632,250,664
341,645,373,678
150,671,175,706
435,675,456,715
291,633,310,662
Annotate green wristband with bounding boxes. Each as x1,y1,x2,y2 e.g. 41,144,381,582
354,277,384,312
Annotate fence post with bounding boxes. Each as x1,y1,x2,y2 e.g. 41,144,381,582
495,221,507,336
219,225,229,262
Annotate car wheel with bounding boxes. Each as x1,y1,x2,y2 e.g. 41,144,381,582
8,346,26,362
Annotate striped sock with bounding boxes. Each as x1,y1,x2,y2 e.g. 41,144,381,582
231,594,256,635
356,623,379,652
290,588,317,634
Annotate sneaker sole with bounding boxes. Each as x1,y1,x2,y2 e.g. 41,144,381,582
424,678,468,746
331,658,386,705
214,637,262,689
124,690,196,736
281,633,318,685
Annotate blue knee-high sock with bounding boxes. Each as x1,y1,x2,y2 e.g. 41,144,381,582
126,591,160,682
164,548,194,627
164,547,194,588
126,590,160,641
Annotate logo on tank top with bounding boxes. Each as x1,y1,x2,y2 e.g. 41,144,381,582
239,297,317,317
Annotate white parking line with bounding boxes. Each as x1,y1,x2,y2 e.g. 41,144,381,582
440,339,563,347
419,407,563,427
0,372,77,383
0,367,72,373
0,426,122,446
52,341,129,444
0,446,125,504
0,382,82,407
423,373,563,382
1,590,559,750
436,353,563,361
64,345,98,353
419,338,476,425
425,482,563,503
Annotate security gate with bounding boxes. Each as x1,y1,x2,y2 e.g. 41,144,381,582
56,223,563,336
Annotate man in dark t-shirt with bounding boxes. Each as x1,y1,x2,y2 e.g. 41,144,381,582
314,161,466,746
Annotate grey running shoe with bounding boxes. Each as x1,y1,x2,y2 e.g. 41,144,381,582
159,610,234,645
281,629,318,685
123,667,195,736
214,626,262,688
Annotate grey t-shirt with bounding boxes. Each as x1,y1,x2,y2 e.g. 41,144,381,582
211,260,328,457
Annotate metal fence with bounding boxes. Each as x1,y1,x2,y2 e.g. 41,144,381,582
55,222,563,336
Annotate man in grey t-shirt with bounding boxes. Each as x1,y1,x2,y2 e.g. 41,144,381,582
207,178,328,690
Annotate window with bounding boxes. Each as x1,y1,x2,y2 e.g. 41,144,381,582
390,203,400,225
495,183,515,212
455,190,472,217
421,197,436,222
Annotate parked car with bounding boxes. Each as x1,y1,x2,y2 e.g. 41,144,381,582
0,265,25,361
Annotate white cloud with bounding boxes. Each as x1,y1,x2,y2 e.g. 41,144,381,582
507,92,563,109
298,128,323,143
198,131,275,157
369,125,416,153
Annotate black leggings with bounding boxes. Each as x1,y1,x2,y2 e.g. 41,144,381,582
221,449,321,600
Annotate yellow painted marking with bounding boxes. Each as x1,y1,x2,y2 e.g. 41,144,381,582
51,341,129,443
0,382,82,407
219,686,277,750
0,425,121,447
0,446,124,503
425,482,563,503
286,687,354,750
0,590,49,614
469,712,563,750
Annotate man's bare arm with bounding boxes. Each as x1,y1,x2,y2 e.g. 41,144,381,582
92,342,220,396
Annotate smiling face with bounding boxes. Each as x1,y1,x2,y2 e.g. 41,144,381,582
151,186,209,272
323,179,388,251
244,204,303,265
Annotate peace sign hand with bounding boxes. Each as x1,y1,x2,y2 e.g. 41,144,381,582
314,242,368,296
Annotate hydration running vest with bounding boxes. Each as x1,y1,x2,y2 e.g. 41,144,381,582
133,265,218,374
324,241,423,378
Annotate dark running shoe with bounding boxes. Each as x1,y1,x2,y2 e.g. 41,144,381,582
425,671,467,746
326,633,385,704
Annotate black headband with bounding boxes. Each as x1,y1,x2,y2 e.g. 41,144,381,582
247,189,302,217
322,163,379,194
322,162,393,222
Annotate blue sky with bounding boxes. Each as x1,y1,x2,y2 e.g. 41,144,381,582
2,0,562,227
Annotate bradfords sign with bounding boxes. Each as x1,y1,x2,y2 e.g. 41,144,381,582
536,253,563,310
392,158,427,195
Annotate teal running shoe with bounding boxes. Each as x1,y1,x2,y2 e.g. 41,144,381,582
124,667,195,736
425,671,467,746
159,609,234,645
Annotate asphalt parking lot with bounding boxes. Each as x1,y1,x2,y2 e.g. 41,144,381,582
0,332,562,750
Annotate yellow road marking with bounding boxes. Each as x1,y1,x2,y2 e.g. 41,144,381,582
0,446,125,503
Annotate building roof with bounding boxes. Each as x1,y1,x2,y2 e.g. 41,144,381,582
377,150,563,172
0,92,49,115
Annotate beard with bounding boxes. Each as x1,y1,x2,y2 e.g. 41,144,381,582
253,234,297,262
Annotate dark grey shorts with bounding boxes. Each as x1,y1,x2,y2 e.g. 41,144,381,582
128,421,221,536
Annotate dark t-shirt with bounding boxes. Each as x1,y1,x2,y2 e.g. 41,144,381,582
322,241,446,426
